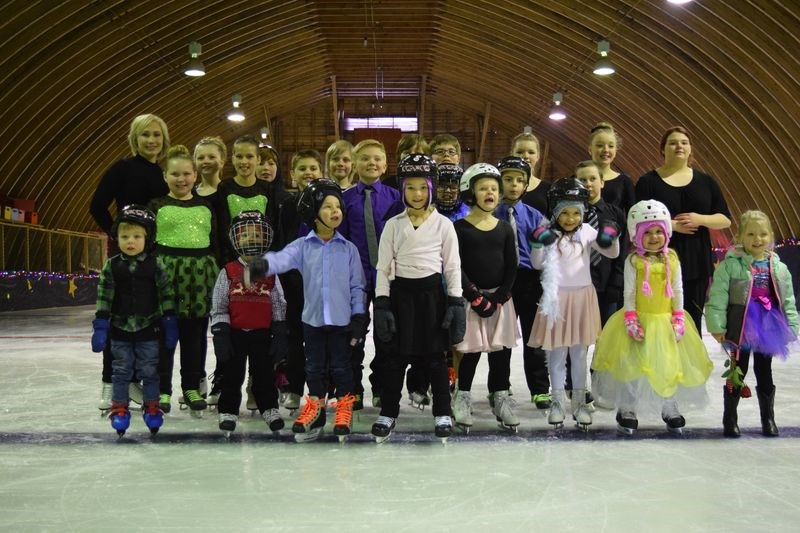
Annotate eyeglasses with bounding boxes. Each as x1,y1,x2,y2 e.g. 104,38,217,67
433,148,458,157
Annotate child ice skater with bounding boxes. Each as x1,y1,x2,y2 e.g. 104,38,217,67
452,163,520,433
705,210,798,437
592,200,712,435
211,211,288,437
91,205,178,436
529,178,620,430
370,154,465,443
248,179,368,442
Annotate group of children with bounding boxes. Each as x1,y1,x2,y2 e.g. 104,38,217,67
92,127,798,442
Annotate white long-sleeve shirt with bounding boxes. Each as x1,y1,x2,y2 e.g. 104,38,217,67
375,209,461,298
531,225,619,288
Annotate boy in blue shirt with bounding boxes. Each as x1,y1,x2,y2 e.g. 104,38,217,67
248,179,368,442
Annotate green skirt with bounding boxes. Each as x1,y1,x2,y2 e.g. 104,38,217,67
160,254,219,318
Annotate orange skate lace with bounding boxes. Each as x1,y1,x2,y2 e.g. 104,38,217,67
448,366,456,384
108,403,129,418
334,394,356,427
295,396,323,425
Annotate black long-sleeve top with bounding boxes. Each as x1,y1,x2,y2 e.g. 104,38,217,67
454,218,517,297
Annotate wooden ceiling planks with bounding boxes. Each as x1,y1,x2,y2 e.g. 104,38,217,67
0,0,798,238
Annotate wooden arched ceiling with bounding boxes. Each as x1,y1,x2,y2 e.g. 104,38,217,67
1,0,799,238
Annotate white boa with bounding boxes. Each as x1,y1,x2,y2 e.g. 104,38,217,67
538,242,562,330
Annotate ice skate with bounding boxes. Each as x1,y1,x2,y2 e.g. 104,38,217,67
451,389,473,433
108,401,130,437
661,398,685,435
179,377,208,410
492,390,520,432
182,389,207,418
292,396,326,443
142,400,164,435
98,381,112,413
722,387,740,438
531,393,552,410
245,375,257,414
282,392,301,417
571,389,592,431
615,410,638,435
128,382,143,406
262,408,284,434
757,386,779,437
371,415,396,444
219,412,237,438
584,390,596,413
434,415,453,443
548,390,566,429
409,390,431,411
333,394,356,442
159,393,171,414
488,387,513,409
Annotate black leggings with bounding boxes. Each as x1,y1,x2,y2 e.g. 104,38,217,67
158,317,208,395
737,349,774,392
218,329,277,415
458,348,512,393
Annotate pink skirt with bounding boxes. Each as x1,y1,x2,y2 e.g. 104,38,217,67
456,297,520,353
528,285,601,350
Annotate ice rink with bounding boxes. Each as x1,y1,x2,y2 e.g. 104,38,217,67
2,306,800,532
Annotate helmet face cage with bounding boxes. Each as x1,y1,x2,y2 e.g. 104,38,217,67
627,200,672,249
112,204,157,249
459,163,501,206
297,179,343,228
397,153,438,209
496,156,531,184
435,163,463,211
229,211,273,257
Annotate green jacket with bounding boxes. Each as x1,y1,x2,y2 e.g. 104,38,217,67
705,246,799,344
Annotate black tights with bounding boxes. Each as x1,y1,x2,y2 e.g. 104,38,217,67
457,348,512,393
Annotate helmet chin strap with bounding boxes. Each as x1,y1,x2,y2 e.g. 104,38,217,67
476,202,494,213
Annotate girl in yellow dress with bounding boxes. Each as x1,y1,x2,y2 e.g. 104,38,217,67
592,200,712,434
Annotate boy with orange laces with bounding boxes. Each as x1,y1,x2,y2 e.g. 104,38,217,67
339,140,400,408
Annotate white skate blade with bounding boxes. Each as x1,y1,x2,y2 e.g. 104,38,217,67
496,420,519,432
616,424,635,436
666,425,684,435
455,423,471,434
374,433,392,444
294,427,323,443
575,422,591,432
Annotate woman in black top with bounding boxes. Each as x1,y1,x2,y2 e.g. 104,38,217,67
635,126,731,331
512,132,551,215
590,122,635,215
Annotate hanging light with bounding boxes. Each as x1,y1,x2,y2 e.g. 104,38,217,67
259,127,269,140
593,39,615,76
184,41,205,77
548,92,566,121
666,0,692,4
227,94,245,122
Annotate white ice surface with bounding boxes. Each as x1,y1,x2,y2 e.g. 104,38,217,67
2,306,800,532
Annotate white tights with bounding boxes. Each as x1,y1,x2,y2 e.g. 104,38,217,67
547,344,588,391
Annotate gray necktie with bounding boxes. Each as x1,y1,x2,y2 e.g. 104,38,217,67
364,186,379,267
587,207,601,266
508,206,519,262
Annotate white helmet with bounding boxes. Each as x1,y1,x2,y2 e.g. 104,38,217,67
459,163,501,205
627,199,672,244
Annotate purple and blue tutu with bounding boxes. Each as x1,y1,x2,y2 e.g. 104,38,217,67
741,296,796,359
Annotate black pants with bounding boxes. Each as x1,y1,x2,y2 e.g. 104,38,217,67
158,316,208,396
218,328,278,415
380,351,451,418
683,277,709,332
351,289,388,396
737,349,774,391
513,268,549,396
458,348,512,393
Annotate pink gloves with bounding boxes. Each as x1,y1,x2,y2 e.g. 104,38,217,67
624,311,645,341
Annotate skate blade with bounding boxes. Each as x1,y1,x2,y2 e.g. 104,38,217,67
455,423,471,434
294,428,323,443
374,433,392,444
666,426,684,435
337,435,349,444
497,421,519,433
616,424,635,436
439,437,449,444
548,421,564,429
575,422,591,432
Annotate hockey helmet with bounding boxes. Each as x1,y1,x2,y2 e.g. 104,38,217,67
547,177,589,218
627,199,672,251
296,178,343,228
459,163,502,206
229,210,273,257
397,153,438,209
496,156,531,183
111,204,157,249
435,163,463,211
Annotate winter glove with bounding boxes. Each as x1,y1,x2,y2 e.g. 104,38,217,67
624,311,645,342
530,224,557,247
462,283,495,318
161,314,179,350
348,312,370,347
596,221,620,249
486,290,512,306
269,321,289,364
246,257,270,283
671,310,685,342
373,296,396,343
91,318,110,353
211,322,233,363
441,296,466,345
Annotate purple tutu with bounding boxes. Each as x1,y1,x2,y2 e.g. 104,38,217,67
741,297,796,358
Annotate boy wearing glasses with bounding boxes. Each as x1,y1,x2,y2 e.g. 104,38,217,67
430,134,461,166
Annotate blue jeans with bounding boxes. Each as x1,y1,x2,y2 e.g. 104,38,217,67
111,340,160,403
303,324,352,398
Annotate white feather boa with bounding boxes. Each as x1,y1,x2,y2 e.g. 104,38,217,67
538,242,562,330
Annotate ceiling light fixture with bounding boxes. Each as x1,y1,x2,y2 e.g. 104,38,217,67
227,94,245,122
259,127,269,140
548,92,566,121
184,41,205,77
666,0,692,4
593,39,615,76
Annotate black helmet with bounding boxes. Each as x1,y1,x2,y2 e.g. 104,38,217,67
397,153,437,209
547,176,589,222
496,156,531,183
296,179,343,228
435,163,463,212
111,204,156,249
229,210,273,257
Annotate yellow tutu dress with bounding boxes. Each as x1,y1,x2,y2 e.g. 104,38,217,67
592,253,712,412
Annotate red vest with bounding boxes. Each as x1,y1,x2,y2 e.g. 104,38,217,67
224,261,274,330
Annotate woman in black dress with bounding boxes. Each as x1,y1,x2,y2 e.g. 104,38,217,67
589,122,635,215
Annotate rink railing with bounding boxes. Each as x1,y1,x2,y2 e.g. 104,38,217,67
0,220,106,273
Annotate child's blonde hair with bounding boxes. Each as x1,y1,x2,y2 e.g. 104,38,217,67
166,144,194,169
736,210,774,244
353,139,386,158
510,131,540,154
194,136,227,162
588,121,622,149
128,114,170,160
